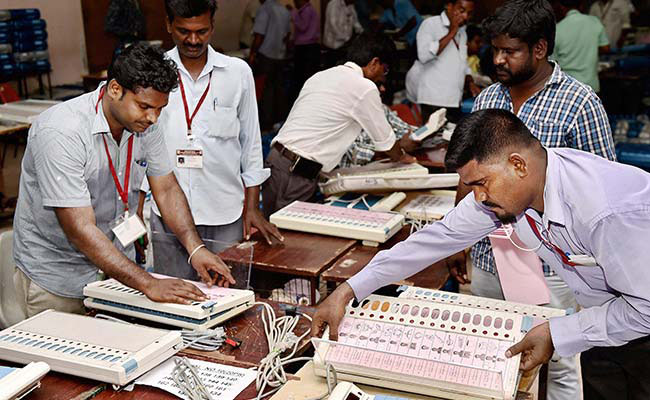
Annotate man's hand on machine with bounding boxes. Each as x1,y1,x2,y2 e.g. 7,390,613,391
143,277,209,304
190,247,236,287
505,321,555,372
445,250,470,284
311,282,356,341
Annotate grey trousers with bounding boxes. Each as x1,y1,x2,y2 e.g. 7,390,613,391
471,266,582,400
150,212,243,281
262,147,319,219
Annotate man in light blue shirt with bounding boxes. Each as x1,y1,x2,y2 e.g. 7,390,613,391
140,0,282,281
379,0,422,47
313,109,650,399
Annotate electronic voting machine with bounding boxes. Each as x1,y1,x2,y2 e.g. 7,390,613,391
0,361,49,400
84,274,255,330
0,310,181,385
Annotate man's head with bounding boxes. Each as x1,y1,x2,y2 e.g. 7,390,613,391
380,0,395,9
346,32,396,84
445,109,546,223
165,0,217,60
483,0,556,86
105,43,179,134
466,25,483,56
554,0,580,19
294,0,309,8
446,0,476,27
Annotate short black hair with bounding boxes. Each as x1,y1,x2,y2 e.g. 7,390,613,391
482,0,556,56
445,109,539,171
558,0,581,9
107,43,179,94
165,0,217,22
346,32,396,67
466,24,482,41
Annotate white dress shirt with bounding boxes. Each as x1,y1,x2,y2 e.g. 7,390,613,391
589,0,632,47
323,0,363,50
406,12,469,107
273,62,396,172
145,46,269,226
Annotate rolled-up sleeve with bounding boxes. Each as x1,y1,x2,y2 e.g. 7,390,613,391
353,88,396,152
348,193,499,300
32,128,91,208
253,6,269,35
238,63,270,187
550,210,650,357
416,18,443,64
144,124,173,177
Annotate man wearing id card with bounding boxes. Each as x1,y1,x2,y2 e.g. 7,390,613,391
138,0,283,281
11,44,235,320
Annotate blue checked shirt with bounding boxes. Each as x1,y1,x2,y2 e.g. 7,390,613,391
471,61,616,276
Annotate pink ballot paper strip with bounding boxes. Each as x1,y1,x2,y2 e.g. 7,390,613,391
488,227,550,305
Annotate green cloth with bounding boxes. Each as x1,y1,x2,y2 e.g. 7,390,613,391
553,10,609,92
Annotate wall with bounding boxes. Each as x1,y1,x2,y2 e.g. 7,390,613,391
0,0,86,86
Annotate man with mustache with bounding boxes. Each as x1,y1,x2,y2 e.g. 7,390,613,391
11,44,235,322
313,109,650,399
138,0,283,282
443,1,616,398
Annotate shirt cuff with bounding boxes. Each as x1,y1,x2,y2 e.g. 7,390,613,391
242,167,271,187
429,41,440,57
549,313,590,357
372,135,396,152
42,198,92,208
347,267,381,301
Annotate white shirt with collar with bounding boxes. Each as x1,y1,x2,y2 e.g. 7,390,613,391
323,0,363,50
405,12,469,107
145,46,269,226
273,62,396,172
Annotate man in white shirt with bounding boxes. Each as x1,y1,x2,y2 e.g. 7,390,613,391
262,33,416,217
249,0,291,132
589,0,633,48
323,0,363,67
139,0,282,281
406,0,480,123
239,0,261,49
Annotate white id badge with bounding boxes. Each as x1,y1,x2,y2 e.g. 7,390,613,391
111,211,147,247
176,148,203,169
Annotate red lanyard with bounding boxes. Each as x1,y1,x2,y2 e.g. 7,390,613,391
178,71,212,137
96,86,135,211
525,214,576,267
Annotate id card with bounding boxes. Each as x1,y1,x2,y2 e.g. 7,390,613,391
111,211,147,247
176,148,203,169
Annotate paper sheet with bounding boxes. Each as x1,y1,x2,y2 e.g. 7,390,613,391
136,357,256,400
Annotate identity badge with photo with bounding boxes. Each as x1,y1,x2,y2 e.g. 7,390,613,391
176,148,204,169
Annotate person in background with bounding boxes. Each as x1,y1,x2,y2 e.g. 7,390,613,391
589,0,633,48
553,0,609,93
291,0,321,92
378,0,423,48
323,0,363,67
239,0,261,49
249,0,291,132
444,1,616,399
138,0,282,281
12,43,235,319
405,0,481,123
466,24,491,88
262,33,417,217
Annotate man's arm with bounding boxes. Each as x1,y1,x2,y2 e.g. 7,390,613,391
148,173,235,286
54,206,208,304
249,7,269,65
392,16,417,40
312,193,499,338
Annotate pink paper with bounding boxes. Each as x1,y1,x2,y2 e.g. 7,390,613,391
488,230,550,305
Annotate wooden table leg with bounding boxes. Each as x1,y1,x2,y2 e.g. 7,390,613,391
310,276,318,305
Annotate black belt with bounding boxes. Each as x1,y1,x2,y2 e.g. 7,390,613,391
273,142,322,180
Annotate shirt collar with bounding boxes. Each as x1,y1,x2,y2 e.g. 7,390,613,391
343,61,364,76
168,45,226,81
441,10,450,27
91,83,111,135
566,9,580,17
497,61,564,98
541,148,566,226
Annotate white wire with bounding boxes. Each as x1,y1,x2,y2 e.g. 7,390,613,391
502,225,543,252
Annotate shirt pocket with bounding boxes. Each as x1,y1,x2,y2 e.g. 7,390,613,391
206,106,240,140
533,120,566,148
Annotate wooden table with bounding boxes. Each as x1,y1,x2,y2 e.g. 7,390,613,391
219,231,356,305
2,299,314,400
321,226,449,290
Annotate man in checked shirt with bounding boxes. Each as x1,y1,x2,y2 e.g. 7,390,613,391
443,1,616,399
